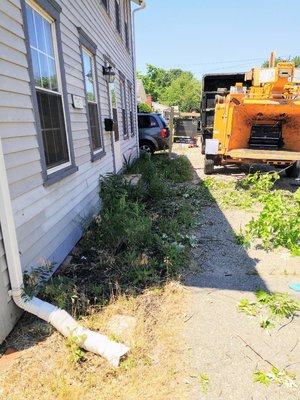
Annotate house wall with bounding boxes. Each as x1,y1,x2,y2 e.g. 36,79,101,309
0,0,139,342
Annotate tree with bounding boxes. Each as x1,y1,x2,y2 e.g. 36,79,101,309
159,72,201,112
137,102,152,113
137,64,201,112
262,56,300,67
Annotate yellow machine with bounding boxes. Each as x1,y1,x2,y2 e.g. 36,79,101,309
204,61,300,176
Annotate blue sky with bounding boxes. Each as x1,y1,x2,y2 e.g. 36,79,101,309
134,0,300,79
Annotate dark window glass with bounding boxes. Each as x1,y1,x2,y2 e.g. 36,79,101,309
125,22,129,48
115,0,121,33
88,103,101,151
37,90,69,168
138,115,159,129
102,0,108,10
122,109,127,137
120,79,128,138
150,116,159,127
113,108,119,141
130,110,133,135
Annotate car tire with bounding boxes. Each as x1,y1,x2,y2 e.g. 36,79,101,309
139,141,155,154
285,161,300,178
204,156,214,175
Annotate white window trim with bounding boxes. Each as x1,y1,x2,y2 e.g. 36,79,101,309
26,0,72,173
81,46,103,154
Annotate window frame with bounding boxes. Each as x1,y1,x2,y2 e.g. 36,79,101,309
22,0,77,186
119,74,128,139
127,80,134,136
78,28,105,161
101,0,109,13
115,0,121,34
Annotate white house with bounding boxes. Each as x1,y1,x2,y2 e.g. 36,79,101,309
0,0,143,342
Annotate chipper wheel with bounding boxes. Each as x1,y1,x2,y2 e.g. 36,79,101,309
285,161,300,178
204,155,214,175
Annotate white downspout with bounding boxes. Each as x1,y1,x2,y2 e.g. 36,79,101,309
132,0,146,157
0,138,129,367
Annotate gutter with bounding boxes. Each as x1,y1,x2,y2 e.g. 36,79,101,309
131,0,146,157
0,138,129,366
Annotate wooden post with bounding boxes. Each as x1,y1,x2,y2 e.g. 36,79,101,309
168,106,174,156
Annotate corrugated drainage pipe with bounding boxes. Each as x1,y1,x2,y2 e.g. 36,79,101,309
0,138,129,367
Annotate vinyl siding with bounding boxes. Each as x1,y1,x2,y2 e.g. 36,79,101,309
0,227,21,343
0,0,138,342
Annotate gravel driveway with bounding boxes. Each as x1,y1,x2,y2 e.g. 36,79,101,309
173,145,300,400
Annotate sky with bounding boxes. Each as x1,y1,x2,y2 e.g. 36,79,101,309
134,0,300,79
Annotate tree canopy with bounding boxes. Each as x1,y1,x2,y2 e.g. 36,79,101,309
262,56,300,67
137,64,201,112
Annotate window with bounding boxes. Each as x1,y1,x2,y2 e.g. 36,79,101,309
109,81,119,141
115,0,121,33
120,78,128,138
82,47,102,153
124,0,129,49
25,0,73,175
101,0,109,12
138,115,159,129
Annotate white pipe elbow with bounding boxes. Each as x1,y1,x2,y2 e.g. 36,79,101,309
11,289,129,367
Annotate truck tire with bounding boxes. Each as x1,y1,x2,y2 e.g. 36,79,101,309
204,156,214,175
285,161,300,178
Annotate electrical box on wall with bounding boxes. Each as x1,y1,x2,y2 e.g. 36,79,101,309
72,95,84,109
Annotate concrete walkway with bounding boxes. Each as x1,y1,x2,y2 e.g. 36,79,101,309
176,146,300,400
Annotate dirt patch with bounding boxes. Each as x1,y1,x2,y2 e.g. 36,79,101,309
0,283,189,400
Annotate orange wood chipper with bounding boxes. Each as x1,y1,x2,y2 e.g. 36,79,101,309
204,61,300,177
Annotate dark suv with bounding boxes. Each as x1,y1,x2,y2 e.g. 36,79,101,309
138,113,170,153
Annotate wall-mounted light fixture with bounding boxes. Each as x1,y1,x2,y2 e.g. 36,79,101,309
102,65,115,84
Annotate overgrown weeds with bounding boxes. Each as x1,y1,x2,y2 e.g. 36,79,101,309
25,154,200,318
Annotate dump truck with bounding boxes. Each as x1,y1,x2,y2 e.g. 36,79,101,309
204,61,300,177
199,73,252,154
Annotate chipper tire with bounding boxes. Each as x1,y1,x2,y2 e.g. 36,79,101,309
204,156,214,175
285,161,300,178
